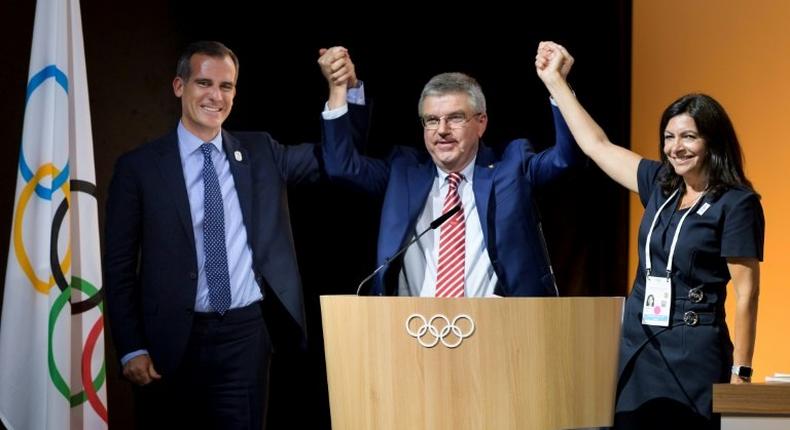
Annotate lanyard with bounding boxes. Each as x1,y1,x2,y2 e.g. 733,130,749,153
644,188,707,277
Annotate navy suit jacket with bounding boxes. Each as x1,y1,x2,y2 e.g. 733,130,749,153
321,105,583,296
104,128,319,376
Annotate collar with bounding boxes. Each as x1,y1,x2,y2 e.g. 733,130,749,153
436,155,477,186
177,121,223,159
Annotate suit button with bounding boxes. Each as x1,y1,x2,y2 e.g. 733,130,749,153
188,272,197,280
683,311,699,326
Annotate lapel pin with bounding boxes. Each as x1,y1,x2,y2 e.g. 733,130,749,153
234,150,242,162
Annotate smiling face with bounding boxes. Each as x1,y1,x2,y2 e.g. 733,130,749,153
663,113,708,187
173,53,237,142
421,93,487,173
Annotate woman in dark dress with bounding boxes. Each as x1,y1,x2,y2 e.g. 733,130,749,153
535,42,764,430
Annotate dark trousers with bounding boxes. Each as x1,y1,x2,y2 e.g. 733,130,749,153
614,398,720,430
134,303,272,430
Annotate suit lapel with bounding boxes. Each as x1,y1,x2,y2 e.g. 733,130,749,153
473,144,495,247
222,130,253,232
381,160,433,260
378,160,433,292
154,130,195,247
405,161,435,238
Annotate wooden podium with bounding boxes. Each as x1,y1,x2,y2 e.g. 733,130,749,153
320,296,624,429
713,383,790,429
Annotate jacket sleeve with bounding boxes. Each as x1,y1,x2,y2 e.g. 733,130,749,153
103,154,146,358
525,103,586,187
321,105,390,196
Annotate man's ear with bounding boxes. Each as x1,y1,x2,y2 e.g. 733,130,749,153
477,113,488,138
173,77,184,97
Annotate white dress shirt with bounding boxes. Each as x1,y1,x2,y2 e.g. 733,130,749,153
399,160,499,297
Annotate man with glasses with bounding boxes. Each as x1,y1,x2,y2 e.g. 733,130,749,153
318,47,582,297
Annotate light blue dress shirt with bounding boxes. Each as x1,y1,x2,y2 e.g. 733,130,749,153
176,123,263,312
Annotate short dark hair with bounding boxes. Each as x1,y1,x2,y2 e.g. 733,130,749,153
175,41,239,81
657,93,754,198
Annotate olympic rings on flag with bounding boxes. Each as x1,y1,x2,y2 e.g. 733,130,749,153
13,163,71,294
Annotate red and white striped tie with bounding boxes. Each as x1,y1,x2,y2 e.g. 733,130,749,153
435,172,465,298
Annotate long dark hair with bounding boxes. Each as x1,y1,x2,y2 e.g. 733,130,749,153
657,93,754,198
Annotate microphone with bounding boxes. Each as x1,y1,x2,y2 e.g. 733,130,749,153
355,204,461,295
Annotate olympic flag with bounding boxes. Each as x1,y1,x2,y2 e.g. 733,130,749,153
0,0,108,428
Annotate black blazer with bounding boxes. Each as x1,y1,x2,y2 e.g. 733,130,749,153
104,128,320,376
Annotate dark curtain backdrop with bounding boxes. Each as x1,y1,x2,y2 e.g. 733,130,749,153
0,1,631,428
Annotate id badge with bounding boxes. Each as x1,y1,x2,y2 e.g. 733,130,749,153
642,275,671,327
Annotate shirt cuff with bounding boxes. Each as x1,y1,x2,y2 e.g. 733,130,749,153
322,81,365,120
120,349,149,366
322,103,349,120
347,81,365,105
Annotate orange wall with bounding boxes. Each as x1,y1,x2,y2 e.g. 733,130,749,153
631,0,790,381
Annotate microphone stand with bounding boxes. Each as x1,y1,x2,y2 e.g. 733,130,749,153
356,204,461,295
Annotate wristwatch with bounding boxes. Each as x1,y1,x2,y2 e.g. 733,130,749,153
732,365,753,378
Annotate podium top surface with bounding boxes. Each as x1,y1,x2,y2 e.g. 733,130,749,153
713,383,790,414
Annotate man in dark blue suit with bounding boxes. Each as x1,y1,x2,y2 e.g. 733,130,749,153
319,47,583,297
104,41,350,428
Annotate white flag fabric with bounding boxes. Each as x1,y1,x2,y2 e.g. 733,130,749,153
0,0,108,428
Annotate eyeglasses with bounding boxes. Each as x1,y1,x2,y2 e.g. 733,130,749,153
421,112,483,130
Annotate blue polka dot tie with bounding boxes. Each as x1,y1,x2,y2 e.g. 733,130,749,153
201,143,231,314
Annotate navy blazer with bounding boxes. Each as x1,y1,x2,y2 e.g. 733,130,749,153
321,105,584,296
104,129,319,376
